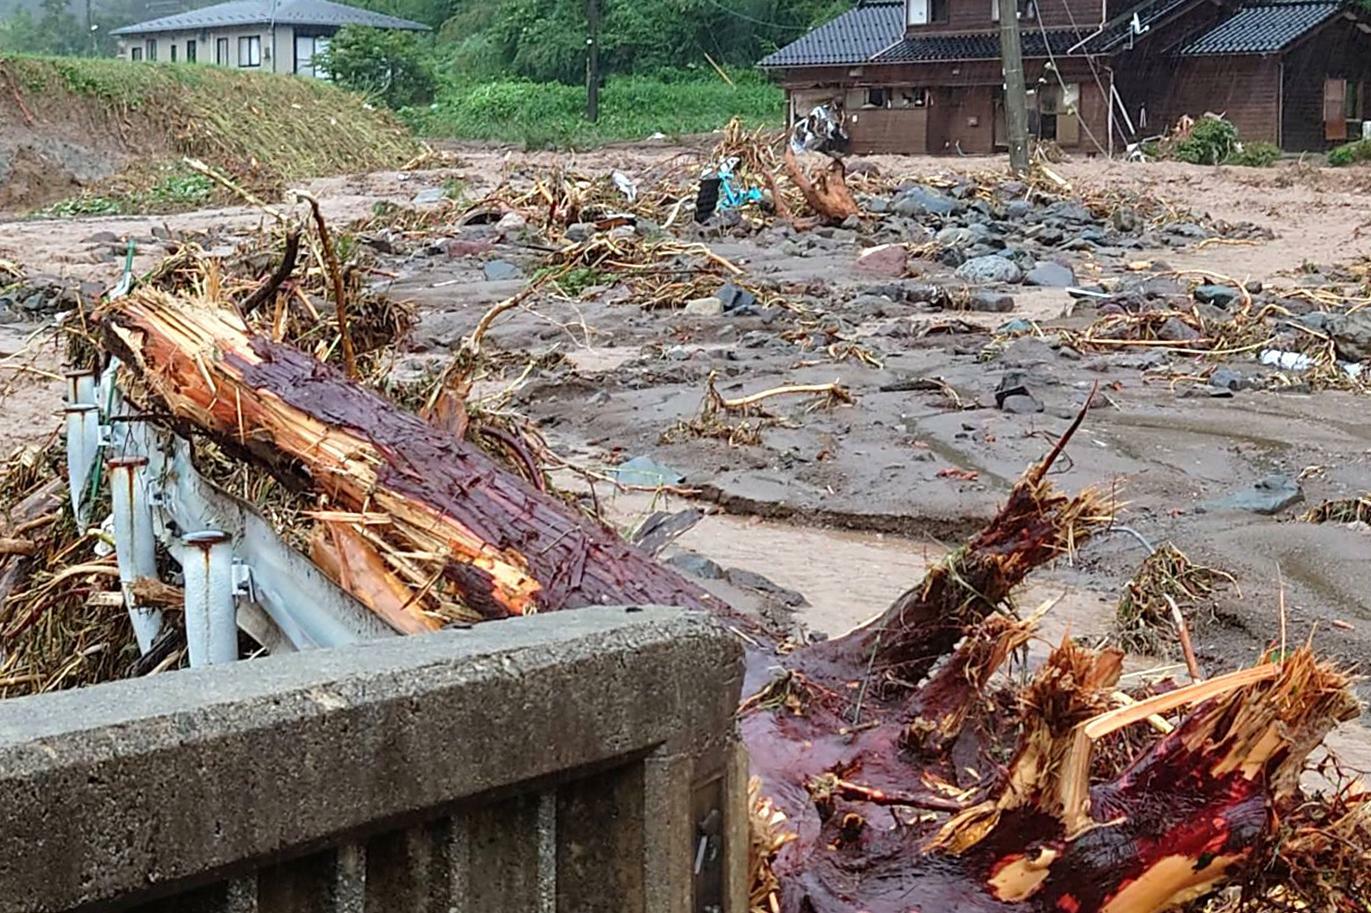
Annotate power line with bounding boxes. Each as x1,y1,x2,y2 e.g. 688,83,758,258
698,0,811,31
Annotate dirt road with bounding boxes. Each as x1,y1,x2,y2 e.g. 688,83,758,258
4,151,1371,760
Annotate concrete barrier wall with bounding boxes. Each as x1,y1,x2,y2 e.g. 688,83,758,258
0,606,747,913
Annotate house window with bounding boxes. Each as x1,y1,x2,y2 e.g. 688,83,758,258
216,37,229,65
865,87,888,108
991,0,1036,20
130,46,142,61
239,35,261,67
146,38,157,60
169,44,176,62
906,0,948,25
294,34,330,77
186,39,196,62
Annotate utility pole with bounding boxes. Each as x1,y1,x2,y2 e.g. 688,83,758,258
997,0,1030,175
585,0,600,122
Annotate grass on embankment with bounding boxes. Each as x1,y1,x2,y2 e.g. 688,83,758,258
1,55,424,214
404,73,783,148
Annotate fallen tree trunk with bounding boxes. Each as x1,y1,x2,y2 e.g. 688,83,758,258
98,287,730,628
97,289,1364,912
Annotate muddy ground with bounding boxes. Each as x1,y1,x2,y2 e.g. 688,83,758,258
3,145,1371,761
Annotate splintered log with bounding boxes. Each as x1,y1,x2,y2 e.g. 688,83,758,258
782,148,859,223
97,287,729,628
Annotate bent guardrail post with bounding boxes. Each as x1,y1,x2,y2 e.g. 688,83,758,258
0,605,748,913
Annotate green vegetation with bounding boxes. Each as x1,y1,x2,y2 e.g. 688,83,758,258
316,26,436,109
1168,116,1281,167
1227,141,1282,167
38,164,217,217
2,55,422,200
1328,138,1371,166
1173,117,1239,165
407,72,782,146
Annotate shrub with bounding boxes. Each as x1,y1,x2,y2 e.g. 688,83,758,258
317,26,436,109
1227,141,1281,167
1173,116,1239,165
1328,138,1371,166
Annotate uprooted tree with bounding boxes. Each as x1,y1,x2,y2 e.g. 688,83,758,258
95,285,1364,912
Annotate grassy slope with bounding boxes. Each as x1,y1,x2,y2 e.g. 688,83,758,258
1,55,424,211
407,73,783,147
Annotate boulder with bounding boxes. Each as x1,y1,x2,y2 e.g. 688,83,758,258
966,291,1015,312
935,226,975,247
891,186,957,217
1024,261,1077,287
1328,309,1371,362
1205,475,1303,515
1193,284,1240,308
683,296,725,316
856,243,909,278
482,259,523,281
955,255,1023,284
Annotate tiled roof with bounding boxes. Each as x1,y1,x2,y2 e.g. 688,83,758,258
1072,0,1201,53
1179,1,1342,55
758,1,904,68
873,28,1085,61
111,0,429,35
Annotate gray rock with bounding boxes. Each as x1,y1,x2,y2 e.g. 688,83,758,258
683,296,724,316
723,567,808,607
496,211,527,232
1297,311,1334,333
412,187,445,205
955,255,1022,284
715,282,757,313
1157,317,1202,342
1050,201,1094,224
1327,310,1371,362
608,225,636,241
1024,261,1076,288
666,552,725,580
892,186,957,217
1193,284,1240,308
1206,475,1304,515
612,456,687,488
999,393,1044,414
1165,221,1211,240
483,259,523,281
865,196,890,214
1036,226,1066,246
565,223,596,242
935,226,975,247
1004,200,1033,219
967,290,1015,312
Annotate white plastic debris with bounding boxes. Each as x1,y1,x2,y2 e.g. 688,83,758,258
1259,349,1364,378
611,170,638,202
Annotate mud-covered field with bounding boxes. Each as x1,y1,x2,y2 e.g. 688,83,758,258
4,145,1371,761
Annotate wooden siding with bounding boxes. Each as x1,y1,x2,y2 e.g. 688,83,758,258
778,59,1110,155
1281,23,1371,151
1144,57,1281,143
908,0,1106,34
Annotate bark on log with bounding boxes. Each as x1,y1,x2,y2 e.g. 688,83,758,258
97,288,732,628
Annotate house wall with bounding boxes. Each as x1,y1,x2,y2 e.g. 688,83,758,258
905,0,1105,35
116,24,307,74
778,58,1110,155
1149,56,1281,144
1280,23,1371,151
1108,0,1233,138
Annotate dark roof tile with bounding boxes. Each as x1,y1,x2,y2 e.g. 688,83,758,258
872,28,1084,61
1179,1,1342,55
758,1,904,68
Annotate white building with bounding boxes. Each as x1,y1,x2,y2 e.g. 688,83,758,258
111,0,428,77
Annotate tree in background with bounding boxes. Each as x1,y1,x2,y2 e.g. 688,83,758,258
0,0,87,55
358,0,851,82
317,25,436,108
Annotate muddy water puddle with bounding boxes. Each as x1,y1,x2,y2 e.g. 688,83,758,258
599,487,1371,774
